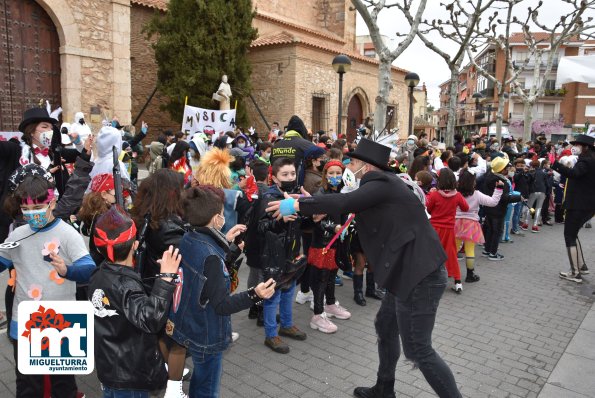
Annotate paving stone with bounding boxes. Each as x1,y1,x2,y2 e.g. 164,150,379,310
0,224,592,397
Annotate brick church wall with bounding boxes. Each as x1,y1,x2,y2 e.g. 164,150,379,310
130,4,179,142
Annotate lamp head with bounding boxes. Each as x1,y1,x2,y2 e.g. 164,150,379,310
332,54,352,74
404,72,420,88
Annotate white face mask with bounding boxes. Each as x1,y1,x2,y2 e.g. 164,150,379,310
39,130,53,148
238,143,246,149
508,171,515,177
571,145,582,156
342,165,364,190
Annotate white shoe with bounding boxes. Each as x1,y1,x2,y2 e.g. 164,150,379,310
451,283,463,294
295,290,313,304
231,332,239,342
310,313,338,333
164,380,188,398
324,303,351,320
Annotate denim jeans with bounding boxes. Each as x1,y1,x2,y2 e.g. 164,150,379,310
376,265,461,398
102,387,148,398
511,202,523,232
188,351,223,398
263,280,295,338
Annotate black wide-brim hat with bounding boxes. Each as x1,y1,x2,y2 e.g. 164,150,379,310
569,134,595,148
18,108,57,133
346,138,392,171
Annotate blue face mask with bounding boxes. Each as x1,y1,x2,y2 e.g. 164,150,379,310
22,207,50,229
327,176,342,187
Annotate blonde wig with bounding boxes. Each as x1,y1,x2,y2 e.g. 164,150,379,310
195,147,233,189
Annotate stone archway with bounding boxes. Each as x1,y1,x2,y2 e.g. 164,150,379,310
343,87,370,142
35,0,82,121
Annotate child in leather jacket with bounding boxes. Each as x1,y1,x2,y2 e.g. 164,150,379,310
258,158,309,353
89,205,181,398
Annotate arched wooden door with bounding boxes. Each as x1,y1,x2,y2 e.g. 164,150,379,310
346,95,363,143
0,0,61,131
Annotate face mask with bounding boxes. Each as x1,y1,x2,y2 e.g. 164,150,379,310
39,130,53,148
342,166,364,190
279,180,297,193
508,171,515,177
327,176,342,187
571,146,582,156
407,139,415,146
215,214,225,231
491,143,500,151
238,143,246,149
22,207,50,229
79,118,85,125
263,152,271,160
316,160,326,172
111,120,117,128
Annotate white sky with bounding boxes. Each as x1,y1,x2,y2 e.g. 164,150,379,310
354,0,595,108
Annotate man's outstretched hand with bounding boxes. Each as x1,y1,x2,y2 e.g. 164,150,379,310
265,187,310,219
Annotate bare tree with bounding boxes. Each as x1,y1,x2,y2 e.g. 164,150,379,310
350,0,428,138
509,0,595,141
401,0,495,146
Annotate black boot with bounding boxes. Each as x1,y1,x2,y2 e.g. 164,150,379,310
353,379,396,398
353,274,366,306
465,268,480,283
248,304,258,319
365,271,385,300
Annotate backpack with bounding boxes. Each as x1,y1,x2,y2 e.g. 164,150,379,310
148,155,163,174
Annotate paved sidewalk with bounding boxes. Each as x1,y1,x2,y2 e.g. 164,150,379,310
0,223,592,397
538,301,595,398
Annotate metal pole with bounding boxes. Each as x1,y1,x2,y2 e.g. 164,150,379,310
337,72,344,137
487,105,491,134
132,86,158,126
408,86,414,136
248,93,271,131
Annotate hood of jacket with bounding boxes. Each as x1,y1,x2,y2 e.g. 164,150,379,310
149,141,164,157
286,115,308,138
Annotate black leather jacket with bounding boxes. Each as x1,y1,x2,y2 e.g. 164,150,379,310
89,262,175,391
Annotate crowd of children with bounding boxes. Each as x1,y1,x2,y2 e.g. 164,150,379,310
0,106,593,398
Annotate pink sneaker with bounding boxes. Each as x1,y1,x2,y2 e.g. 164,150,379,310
310,313,337,333
324,303,351,320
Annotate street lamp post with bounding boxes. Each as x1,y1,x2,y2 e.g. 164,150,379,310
404,72,420,137
332,54,351,138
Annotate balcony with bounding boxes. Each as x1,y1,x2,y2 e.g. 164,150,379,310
480,87,495,98
543,88,566,97
475,112,486,120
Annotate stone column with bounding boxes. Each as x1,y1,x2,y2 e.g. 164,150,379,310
111,0,132,125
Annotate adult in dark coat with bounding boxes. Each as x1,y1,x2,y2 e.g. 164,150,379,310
551,134,595,282
266,139,461,398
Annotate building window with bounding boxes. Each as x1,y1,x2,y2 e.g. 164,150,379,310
545,80,556,90
542,103,555,120
513,103,525,116
312,92,330,133
386,105,397,130
585,105,595,117
363,49,376,57
588,83,595,88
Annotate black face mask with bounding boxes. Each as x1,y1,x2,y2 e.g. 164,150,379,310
316,160,326,172
279,180,297,193
79,118,85,125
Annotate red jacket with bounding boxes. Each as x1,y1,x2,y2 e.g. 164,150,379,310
427,190,469,229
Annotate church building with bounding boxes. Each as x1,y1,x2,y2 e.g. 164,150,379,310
1,0,410,141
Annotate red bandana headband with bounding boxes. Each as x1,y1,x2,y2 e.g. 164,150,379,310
91,173,115,193
323,160,345,171
93,222,137,262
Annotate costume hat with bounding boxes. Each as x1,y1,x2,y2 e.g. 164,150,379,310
346,139,392,171
18,108,57,133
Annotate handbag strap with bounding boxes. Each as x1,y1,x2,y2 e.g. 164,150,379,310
323,213,356,254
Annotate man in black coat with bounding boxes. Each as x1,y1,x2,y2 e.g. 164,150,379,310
266,139,461,398
551,134,595,282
